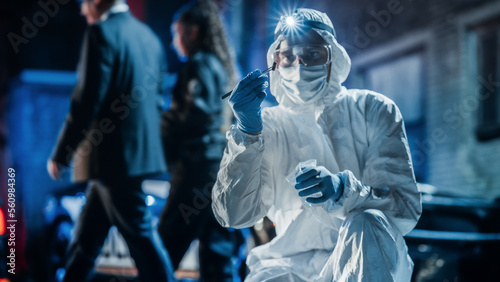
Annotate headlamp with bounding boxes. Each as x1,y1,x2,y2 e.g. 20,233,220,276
276,11,336,39
285,16,296,27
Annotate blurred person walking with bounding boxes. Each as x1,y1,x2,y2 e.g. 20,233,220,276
47,0,174,281
157,1,242,281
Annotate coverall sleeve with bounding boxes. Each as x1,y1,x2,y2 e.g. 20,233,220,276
212,125,274,229
326,94,422,235
50,25,113,166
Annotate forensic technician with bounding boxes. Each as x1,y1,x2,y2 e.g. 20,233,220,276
212,8,422,281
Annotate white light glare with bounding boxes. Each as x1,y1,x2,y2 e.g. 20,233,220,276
285,16,296,27
146,195,156,206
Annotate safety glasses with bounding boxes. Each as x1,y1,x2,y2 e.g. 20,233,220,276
273,45,331,68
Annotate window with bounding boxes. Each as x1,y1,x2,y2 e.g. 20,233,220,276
365,53,424,123
474,19,500,141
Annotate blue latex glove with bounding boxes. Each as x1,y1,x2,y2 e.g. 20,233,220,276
295,166,344,204
229,69,268,134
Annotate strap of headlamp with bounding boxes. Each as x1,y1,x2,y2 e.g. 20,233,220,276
303,20,336,38
275,18,336,39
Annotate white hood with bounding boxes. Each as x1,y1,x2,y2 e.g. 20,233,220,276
266,8,352,110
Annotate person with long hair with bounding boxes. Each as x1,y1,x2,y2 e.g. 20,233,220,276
157,1,241,281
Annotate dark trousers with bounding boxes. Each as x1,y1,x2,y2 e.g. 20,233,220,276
63,176,175,282
158,160,241,282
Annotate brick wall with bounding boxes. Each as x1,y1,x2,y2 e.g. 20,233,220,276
336,0,500,198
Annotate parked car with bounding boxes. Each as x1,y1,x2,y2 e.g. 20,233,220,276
405,183,500,281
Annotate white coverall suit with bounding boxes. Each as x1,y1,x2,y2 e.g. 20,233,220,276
212,8,422,282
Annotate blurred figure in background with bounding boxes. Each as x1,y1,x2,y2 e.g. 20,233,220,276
212,8,422,282
158,0,242,281
47,0,174,281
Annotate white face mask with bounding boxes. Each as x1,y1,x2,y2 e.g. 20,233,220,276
279,64,329,104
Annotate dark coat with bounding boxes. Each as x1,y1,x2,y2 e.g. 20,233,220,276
162,49,229,167
51,11,167,180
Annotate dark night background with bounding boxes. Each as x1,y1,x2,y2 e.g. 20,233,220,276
1,0,500,281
